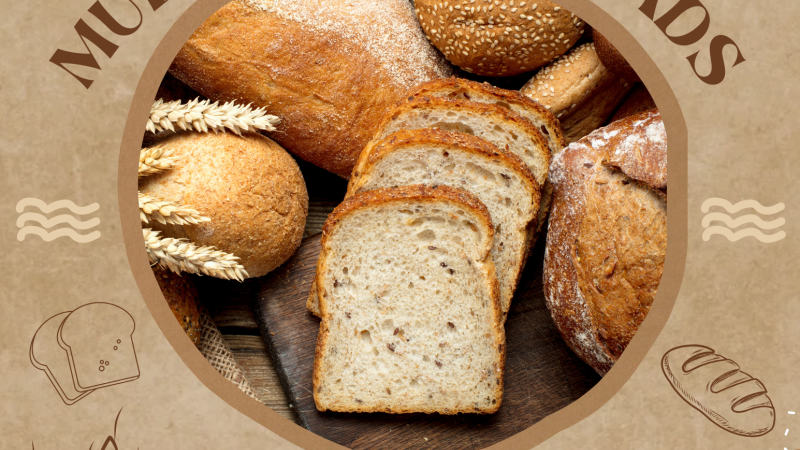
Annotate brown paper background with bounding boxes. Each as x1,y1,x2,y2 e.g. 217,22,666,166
2,0,797,448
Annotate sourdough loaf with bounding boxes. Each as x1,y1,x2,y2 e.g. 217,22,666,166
414,0,586,76
544,110,666,375
169,0,453,178
139,132,308,278
520,43,634,144
313,185,505,414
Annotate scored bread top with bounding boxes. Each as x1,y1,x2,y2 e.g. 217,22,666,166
321,185,494,263
406,77,566,154
544,109,667,375
370,97,552,185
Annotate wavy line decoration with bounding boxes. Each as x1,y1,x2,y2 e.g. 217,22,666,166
701,198,786,244
701,198,784,215
17,227,101,243
16,213,101,230
15,198,100,215
15,198,101,243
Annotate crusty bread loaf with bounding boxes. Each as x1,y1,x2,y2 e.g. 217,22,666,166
593,31,640,82
662,345,775,436
543,110,666,375
520,43,634,144
169,0,453,178
153,267,202,347
139,132,308,278
58,303,140,391
350,129,539,318
31,312,94,404
407,78,565,155
609,84,657,123
414,0,586,76
313,185,505,414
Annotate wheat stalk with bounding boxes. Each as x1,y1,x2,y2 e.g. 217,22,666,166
143,228,249,281
147,98,280,135
139,192,210,226
139,145,180,177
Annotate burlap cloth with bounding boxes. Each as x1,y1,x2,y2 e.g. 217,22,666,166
197,306,258,399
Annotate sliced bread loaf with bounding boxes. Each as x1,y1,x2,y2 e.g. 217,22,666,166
406,78,566,155
313,185,505,414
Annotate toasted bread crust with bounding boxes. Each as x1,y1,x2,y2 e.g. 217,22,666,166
313,185,504,413
543,110,667,375
406,77,566,153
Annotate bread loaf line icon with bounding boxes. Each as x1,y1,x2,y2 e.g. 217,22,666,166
661,345,775,437
30,303,139,405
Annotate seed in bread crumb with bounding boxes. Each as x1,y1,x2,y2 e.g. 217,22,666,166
388,343,396,352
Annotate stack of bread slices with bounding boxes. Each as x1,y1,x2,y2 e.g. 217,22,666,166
312,78,563,414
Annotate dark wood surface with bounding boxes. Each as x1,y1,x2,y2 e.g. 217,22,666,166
253,232,601,449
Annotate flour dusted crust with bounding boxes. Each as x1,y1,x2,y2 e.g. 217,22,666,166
543,110,666,375
170,0,453,178
415,0,586,76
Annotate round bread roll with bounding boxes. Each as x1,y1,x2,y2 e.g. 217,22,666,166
152,267,202,347
520,43,634,144
544,110,666,375
593,31,640,82
140,132,309,278
414,0,586,77
170,0,453,178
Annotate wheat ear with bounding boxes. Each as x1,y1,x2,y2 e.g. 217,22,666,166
143,228,249,281
139,145,180,177
147,98,280,135
139,192,210,226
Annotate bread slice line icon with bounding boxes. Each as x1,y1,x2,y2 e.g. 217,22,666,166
30,303,140,405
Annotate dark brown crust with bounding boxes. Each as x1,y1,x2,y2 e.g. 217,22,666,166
369,97,552,182
415,0,586,76
152,267,202,348
169,0,451,178
594,31,641,82
543,110,666,375
609,84,657,123
312,185,504,414
407,77,566,153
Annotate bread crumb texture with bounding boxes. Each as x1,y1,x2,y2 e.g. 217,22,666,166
415,0,586,76
138,132,309,278
313,186,504,414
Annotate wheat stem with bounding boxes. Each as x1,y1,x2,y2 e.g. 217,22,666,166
143,228,249,281
139,192,210,226
139,145,180,177
147,98,280,135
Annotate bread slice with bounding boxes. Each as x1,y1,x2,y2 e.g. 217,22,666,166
406,77,566,155
30,312,93,405
313,185,505,414
360,97,551,187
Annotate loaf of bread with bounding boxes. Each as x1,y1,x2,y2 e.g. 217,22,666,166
349,129,539,317
543,110,666,375
593,31,640,82
662,345,775,436
169,0,453,178
609,84,657,123
139,132,308,278
520,43,634,144
153,267,202,347
313,185,505,414
31,312,94,404
414,0,586,76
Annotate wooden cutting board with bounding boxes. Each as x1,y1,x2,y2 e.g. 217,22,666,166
253,233,600,449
